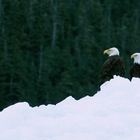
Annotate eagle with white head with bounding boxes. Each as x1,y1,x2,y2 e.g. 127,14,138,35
100,47,125,85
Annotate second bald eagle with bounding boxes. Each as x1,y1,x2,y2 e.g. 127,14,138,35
130,53,140,79
100,47,125,85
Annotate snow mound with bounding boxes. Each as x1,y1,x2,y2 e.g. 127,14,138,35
1,76,140,140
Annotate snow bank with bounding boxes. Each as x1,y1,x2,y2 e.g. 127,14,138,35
1,76,140,140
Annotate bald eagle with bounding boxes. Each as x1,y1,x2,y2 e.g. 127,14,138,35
130,53,140,79
100,47,125,85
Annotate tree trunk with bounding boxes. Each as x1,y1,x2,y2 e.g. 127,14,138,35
38,45,43,82
51,0,58,48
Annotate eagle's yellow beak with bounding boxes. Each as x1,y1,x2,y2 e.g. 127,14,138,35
104,49,109,54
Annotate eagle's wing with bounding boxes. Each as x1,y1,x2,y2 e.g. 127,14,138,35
100,56,125,84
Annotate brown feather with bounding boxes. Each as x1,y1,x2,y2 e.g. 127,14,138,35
100,55,125,85
130,64,140,79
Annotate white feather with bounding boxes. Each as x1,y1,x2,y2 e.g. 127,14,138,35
131,53,140,64
104,47,119,56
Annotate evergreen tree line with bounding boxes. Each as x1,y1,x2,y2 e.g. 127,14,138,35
0,0,140,110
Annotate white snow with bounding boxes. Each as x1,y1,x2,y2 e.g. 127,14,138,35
1,76,140,140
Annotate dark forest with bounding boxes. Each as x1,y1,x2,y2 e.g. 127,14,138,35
0,0,140,110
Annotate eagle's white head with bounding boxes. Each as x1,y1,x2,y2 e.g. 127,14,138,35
131,53,140,64
104,47,119,57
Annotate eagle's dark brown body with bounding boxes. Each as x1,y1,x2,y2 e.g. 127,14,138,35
100,55,125,85
130,63,140,79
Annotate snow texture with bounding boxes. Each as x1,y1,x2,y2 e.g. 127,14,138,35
1,76,140,140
